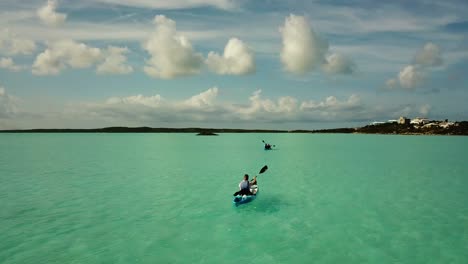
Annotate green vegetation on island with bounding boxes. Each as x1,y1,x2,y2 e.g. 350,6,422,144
1,121,467,135
196,131,219,136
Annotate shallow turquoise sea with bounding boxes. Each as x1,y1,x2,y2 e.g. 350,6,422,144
1,133,468,263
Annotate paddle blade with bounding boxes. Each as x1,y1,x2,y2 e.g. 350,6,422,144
259,165,268,174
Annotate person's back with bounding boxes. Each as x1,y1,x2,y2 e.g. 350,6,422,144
239,179,249,190
234,174,252,196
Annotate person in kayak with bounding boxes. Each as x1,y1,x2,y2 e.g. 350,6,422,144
264,143,272,150
233,174,257,196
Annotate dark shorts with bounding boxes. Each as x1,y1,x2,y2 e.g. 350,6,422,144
234,188,253,196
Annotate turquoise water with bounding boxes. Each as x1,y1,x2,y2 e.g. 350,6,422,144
1,133,468,263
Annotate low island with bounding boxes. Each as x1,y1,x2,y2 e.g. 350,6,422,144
1,120,467,136
196,131,218,136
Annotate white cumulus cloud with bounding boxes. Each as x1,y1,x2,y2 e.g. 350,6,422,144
323,53,355,74
97,46,133,75
279,14,328,75
0,29,36,55
37,0,67,27
143,15,204,79
398,65,424,89
385,78,398,89
414,42,443,67
419,104,431,116
386,42,444,90
183,87,218,108
0,57,23,71
206,38,255,75
234,90,300,121
32,40,102,75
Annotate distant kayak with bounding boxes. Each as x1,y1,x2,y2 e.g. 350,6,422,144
233,185,258,206
263,141,274,150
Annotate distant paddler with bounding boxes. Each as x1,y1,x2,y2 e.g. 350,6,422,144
262,140,275,150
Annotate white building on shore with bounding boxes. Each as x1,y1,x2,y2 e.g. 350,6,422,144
396,116,455,129
410,117,429,125
398,116,410,125
439,121,455,128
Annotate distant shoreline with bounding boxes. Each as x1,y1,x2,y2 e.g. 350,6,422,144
0,127,289,133
0,122,467,135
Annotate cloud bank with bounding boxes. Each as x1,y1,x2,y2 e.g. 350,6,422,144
65,87,371,125
0,86,436,129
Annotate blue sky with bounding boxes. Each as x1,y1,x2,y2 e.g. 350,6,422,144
0,0,467,129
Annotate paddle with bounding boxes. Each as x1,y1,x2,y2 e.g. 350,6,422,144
258,165,268,174
233,165,268,196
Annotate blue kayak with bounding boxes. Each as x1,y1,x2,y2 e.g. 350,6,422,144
233,185,258,206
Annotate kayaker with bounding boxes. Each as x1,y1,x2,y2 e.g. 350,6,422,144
265,143,271,149
233,174,257,196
